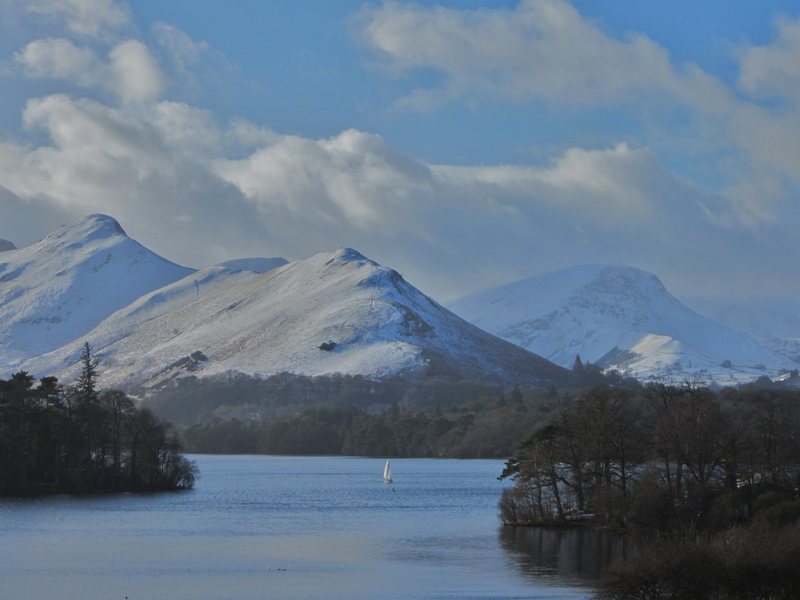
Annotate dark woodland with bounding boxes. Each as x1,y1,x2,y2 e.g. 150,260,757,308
0,343,196,496
498,381,800,599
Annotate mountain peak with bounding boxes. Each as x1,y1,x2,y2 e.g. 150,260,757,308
541,263,665,290
451,263,790,383
84,213,125,230
330,247,372,264
44,214,127,247
577,264,667,295
314,247,381,271
0,239,16,252
0,215,193,364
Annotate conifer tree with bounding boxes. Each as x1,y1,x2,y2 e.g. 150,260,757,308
75,342,99,406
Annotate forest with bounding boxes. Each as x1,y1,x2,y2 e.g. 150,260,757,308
0,344,196,496
181,387,550,457
143,370,515,428
147,361,634,456
498,381,800,599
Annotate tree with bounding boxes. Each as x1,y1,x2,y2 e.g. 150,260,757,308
500,424,567,522
75,342,99,406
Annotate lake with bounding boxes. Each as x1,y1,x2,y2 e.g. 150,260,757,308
0,455,615,599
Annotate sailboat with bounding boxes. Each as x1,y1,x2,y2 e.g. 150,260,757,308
383,459,393,484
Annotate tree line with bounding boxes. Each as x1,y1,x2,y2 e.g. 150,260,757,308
498,381,800,599
499,382,800,527
144,370,516,429
182,387,550,458
0,343,196,496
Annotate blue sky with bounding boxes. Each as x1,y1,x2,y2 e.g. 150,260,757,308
2,0,800,303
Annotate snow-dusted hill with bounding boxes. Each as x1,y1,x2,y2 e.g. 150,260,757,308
0,214,193,369
708,301,800,365
450,265,793,384
18,247,568,389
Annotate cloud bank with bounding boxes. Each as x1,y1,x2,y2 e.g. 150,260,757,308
2,0,800,303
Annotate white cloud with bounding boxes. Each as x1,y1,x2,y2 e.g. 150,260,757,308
151,101,222,157
440,143,658,220
109,40,166,104
356,0,746,127
0,94,268,266
215,129,435,230
8,95,167,206
739,16,800,104
24,0,132,41
354,2,800,247
151,22,208,75
356,0,706,111
2,90,777,300
3,1,800,303
15,38,105,88
14,36,166,105
150,21,239,100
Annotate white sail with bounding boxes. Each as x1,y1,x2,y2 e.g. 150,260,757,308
383,459,393,483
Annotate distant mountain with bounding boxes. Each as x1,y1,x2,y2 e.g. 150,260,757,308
450,265,792,384
0,214,193,369
708,301,800,365
9,223,567,389
0,240,15,252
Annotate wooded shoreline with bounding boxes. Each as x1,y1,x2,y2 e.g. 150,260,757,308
0,344,196,496
498,382,800,599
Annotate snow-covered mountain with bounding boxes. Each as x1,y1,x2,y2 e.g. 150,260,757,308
450,265,793,384
707,301,800,365
9,223,568,389
0,240,16,252
0,214,193,369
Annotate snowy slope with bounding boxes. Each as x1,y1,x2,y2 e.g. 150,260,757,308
450,265,793,384
709,302,800,365
21,248,568,390
0,214,193,370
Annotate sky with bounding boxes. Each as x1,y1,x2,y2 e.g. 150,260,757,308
1,0,800,304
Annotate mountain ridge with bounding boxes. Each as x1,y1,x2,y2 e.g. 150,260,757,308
5,217,569,390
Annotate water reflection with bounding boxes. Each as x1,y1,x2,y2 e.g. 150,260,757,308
500,526,632,587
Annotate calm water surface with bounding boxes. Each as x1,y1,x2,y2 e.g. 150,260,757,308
0,455,610,599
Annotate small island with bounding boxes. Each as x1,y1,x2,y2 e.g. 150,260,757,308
0,343,196,496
